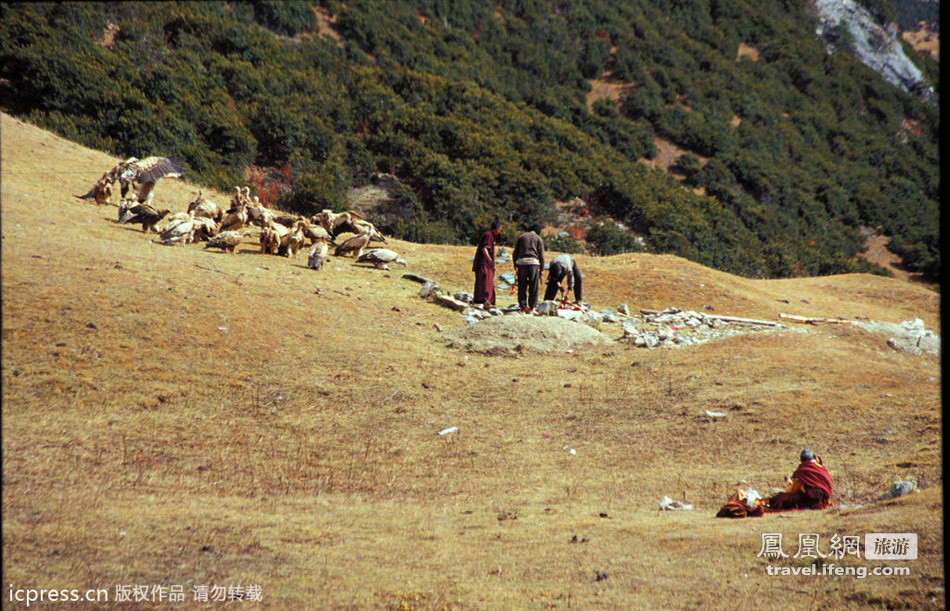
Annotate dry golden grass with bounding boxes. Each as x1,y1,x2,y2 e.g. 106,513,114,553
2,112,942,608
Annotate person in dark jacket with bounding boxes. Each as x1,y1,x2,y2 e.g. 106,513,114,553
472,220,502,308
512,223,544,312
544,253,583,303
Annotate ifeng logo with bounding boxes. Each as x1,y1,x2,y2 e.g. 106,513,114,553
757,533,917,560
865,533,918,560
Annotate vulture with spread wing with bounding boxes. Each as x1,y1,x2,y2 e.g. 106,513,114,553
105,156,184,206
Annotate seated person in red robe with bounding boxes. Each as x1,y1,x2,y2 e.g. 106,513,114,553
767,448,833,510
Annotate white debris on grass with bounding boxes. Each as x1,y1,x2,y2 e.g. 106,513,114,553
658,496,693,511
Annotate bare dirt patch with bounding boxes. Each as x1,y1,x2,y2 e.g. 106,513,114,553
585,73,634,113
902,23,939,61
639,137,707,195
314,6,342,43
858,226,931,286
96,23,120,49
444,314,612,355
736,42,760,62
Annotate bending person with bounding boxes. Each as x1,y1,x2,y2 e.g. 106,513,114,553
544,253,582,303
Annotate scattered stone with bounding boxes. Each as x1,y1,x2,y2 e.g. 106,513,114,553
454,292,473,303
499,271,515,284
437,426,458,436
882,477,917,499
466,308,491,320
419,280,441,299
434,323,443,332
595,571,609,582
617,303,629,315
621,319,639,336
86,322,98,329
432,293,468,311
536,300,559,316
917,332,940,353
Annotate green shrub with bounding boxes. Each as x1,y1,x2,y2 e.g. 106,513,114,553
545,232,586,254
585,220,644,256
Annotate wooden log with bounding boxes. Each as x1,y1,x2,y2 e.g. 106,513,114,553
641,307,778,326
779,313,857,325
402,273,432,284
704,314,779,326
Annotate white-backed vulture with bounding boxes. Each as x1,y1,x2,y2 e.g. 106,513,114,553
278,220,307,258
75,172,113,205
191,216,219,242
119,203,170,232
350,218,387,243
205,230,252,254
307,241,329,271
259,222,282,254
218,201,249,232
313,209,364,236
106,156,183,206
165,211,192,224
272,212,302,228
117,198,136,222
356,248,408,270
187,191,224,222
160,216,195,246
333,232,371,258
247,202,274,228
304,223,332,245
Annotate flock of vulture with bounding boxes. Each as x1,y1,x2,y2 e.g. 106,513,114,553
76,156,409,270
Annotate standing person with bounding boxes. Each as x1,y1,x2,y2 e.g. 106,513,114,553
472,220,502,308
544,253,583,303
767,448,833,511
512,223,544,313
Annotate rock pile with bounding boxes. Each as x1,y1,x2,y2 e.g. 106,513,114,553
443,313,612,355
854,317,940,356
412,275,803,350
617,307,802,349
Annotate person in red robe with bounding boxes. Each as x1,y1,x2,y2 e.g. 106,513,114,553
767,449,833,511
472,220,502,308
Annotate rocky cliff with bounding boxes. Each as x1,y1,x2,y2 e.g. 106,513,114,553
813,0,934,102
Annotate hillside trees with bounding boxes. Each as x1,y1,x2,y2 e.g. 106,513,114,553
0,0,938,280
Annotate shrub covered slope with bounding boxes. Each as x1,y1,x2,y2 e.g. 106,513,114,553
0,1,938,279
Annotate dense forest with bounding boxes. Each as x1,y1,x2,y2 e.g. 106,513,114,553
0,1,939,280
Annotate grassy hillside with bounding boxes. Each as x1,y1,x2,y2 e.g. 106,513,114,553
0,1,939,280
1,114,942,607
